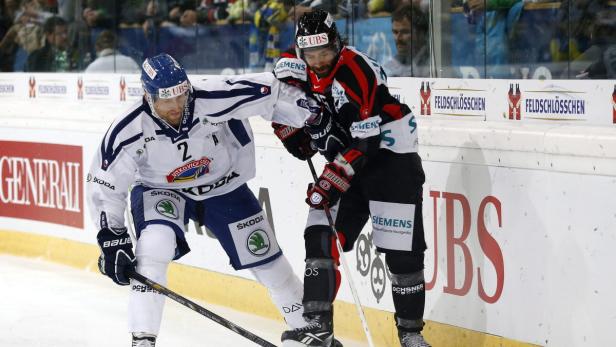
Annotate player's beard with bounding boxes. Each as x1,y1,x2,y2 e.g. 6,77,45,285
313,63,333,78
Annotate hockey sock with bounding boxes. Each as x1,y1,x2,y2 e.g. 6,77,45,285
250,255,306,329
391,270,426,333
128,225,176,335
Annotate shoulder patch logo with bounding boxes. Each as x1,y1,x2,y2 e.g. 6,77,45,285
156,199,179,219
247,230,270,256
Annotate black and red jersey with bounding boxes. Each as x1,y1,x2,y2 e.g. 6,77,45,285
298,47,415,173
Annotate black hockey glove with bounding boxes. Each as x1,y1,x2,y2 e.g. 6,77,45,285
272,122,316,160
97,226,136,286
305,108,351,162
306,160,353,209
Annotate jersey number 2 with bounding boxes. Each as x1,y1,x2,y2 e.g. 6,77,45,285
177,142,192,161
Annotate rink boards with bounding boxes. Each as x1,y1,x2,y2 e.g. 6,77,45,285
1,73,616,347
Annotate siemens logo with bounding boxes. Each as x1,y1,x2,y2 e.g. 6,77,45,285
279,61,306,70
371,216,412,229
351,120,379,131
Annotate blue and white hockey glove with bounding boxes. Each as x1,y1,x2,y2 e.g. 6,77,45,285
273,57,308,90
97,226,136,286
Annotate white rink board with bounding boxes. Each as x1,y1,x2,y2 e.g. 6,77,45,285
1,73,616,346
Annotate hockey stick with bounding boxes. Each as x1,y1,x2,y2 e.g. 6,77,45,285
124,205,275,347
307,158,376,347
127,270,277,347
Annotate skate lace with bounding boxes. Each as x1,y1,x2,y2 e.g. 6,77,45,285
401,333,430,347
132,334,156,347
296,318,323,332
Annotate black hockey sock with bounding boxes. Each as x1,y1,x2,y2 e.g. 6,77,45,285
391,271,426,333
302,258,337,313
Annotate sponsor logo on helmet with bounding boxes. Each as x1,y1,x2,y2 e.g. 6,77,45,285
142,60,157,79
324,13,334,28
246,229,270,256
166,157,211,183
159,81,190,99
297,33,329,49
156,199,179,219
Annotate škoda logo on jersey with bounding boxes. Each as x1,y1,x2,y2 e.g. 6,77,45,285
166,157,212,183
247,230,270,256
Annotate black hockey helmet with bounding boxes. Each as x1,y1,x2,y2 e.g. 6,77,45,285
295,9,342,59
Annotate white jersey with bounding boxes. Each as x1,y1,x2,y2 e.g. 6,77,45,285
87,72,315,229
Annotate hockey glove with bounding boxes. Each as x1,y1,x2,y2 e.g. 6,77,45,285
272,122,316,160
305,108,351,162
306,159,354,209
97,226,136,286
273,57,308,90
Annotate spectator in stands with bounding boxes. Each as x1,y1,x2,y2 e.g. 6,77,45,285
0,0,22,71
579,8,615,79
249,0,289,70
225,0,257,24
27,16,78,71
0,0,51,71
458,0,523,78
180,7,198,26
85,30,140,73
553,0,616,79
71,3,105,71
197,0,230,24
286,0,340,21
383,3,430,77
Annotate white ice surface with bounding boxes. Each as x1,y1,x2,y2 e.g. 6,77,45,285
0,255,365,347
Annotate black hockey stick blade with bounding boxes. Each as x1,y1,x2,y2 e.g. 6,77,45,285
127,270,277,347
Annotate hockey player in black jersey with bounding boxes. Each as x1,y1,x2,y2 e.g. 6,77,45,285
272,9,431,347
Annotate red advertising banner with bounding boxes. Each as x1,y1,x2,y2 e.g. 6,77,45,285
0,141,83,228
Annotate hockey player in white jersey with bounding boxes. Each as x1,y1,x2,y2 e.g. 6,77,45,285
87,53,320,347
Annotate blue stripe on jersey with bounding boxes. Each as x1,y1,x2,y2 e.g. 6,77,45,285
193,80,271,118
100,105,144,170
228,119,251,146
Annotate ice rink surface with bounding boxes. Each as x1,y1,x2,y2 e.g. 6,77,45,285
0,255,364,347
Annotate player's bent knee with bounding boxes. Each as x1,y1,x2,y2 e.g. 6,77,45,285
136,224,177,263
385,250,425,274
250,255,296,290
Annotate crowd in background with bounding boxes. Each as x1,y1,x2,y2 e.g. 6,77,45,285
0,0,613,78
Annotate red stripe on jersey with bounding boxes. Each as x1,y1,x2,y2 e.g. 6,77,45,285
338,80,362,105
343,148,364,165
346,57,377,120
383,104,405,120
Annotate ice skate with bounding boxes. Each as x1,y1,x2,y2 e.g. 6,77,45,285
281,312,335,346
132,333,156,347
399,331,431,347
